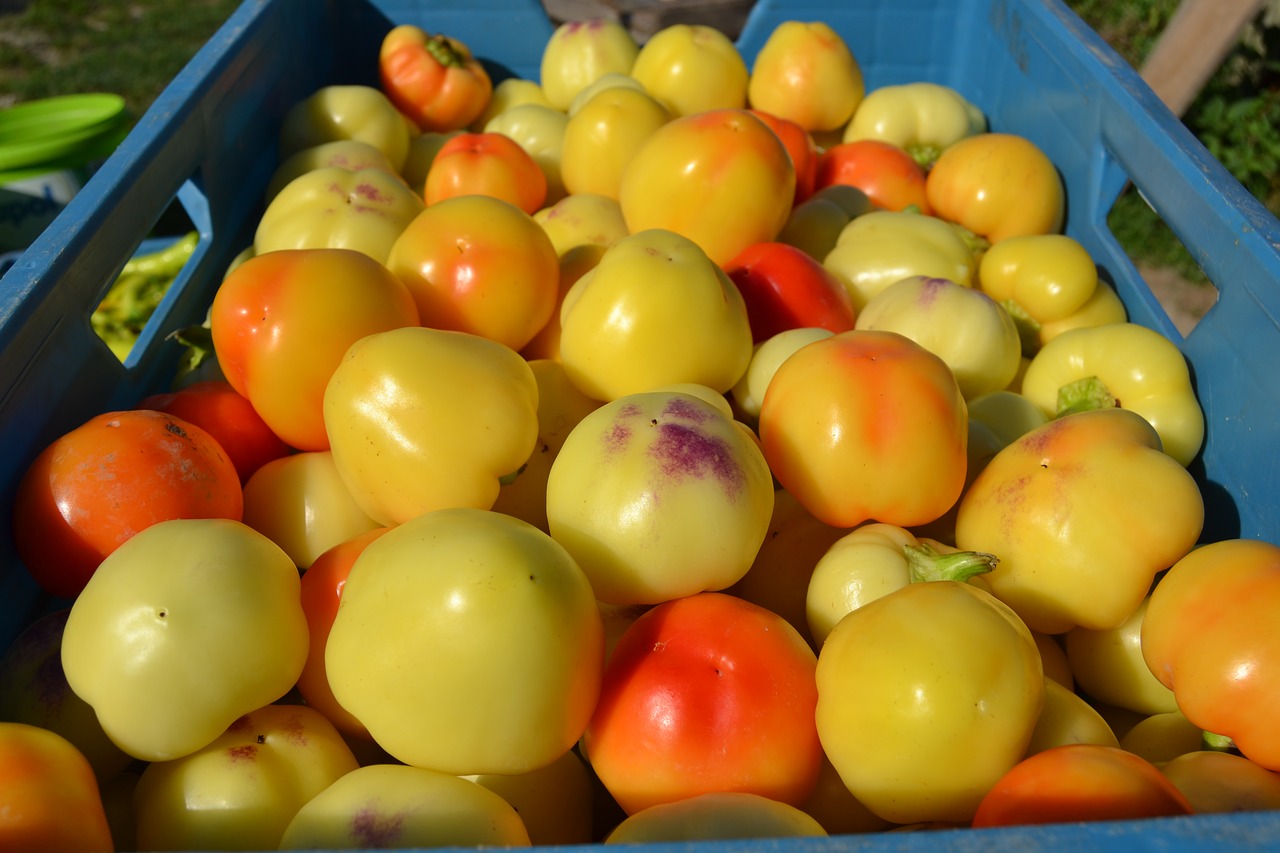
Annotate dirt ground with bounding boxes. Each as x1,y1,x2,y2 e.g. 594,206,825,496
1139,265,1218,336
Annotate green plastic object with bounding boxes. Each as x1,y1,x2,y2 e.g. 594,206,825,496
0,93,129,174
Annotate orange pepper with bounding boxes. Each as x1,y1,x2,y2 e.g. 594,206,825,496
378,24,493,133
0,722,114,852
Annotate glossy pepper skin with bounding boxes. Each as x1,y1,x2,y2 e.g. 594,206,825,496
759,329,969,530
0,722,115,853
1143,539,1280,772
955,408,1204,635
1020,321,1205,467
843,81,986,168
977,234,1108,357
925,132,1064,244
815,580,1044,825
379,25,493,132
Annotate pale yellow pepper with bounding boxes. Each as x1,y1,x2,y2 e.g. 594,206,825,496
844,81,986,167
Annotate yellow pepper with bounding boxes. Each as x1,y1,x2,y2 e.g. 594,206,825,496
843,82,986,168
805,522,998,646
628,24,748,118
278,84,412,173
822,210,977,310
746,21,865,133
815,580,1044,825
925,132,1064,244
1020,321,1205,467
978,234,1124,356
1023,678,1119,756
254,166,424,265
539,18,640,112
955,408,1204,635
322,326,540,526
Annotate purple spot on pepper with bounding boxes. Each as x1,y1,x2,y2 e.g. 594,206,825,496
649,421,743,498
603,403,642,454
352,183,389,204
915,277,951,307
352,808,406,846
279,713,308,747
661,395,711,423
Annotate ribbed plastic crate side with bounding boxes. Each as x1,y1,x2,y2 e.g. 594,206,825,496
0,0,386,649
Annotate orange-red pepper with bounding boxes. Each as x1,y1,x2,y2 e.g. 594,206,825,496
378,24,493,133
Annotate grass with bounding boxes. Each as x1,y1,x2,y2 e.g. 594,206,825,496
0,0,1271,289
0,0,241,122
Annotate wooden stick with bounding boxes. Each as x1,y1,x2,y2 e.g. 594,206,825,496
1139,0,1266,116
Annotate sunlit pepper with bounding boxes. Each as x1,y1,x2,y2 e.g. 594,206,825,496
843,82,986,168
1143,538,1280,772
628,23,748,118
539,18,639,111
746,21,865,133
925,132,1064,244
0,722,114,853
322,326,540,526
805,522,998,646
1019,321,1205,467
279,85,412,173
254,167,424,265
815,580,1045,825
977,234,1106,356
822,210,978,310
378,25,493,132
955,408,1204,635
759,330,969,530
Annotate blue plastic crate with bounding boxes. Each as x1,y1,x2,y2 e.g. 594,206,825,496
0,0,1278,847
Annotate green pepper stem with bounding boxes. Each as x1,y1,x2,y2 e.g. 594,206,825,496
1056,375,1119,417
424,34,467,68
904,542,999,584
1000,298,1042,359
168,323,216,374
906,142,943,170
1202,731,1238,753
498,463,528,486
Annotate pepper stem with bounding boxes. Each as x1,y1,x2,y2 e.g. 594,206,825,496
498,463,528,487
1000,298,1042,359
907,142,943,170
904,542,999,584
1202,731,1238,753
424,34,467,68
1056,375,1119,417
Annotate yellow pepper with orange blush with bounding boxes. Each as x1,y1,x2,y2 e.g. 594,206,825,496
926,132,1065,244
955,408,1204,635
747,21,865,133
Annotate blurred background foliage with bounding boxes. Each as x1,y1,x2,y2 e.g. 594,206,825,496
1065,0,1280,283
